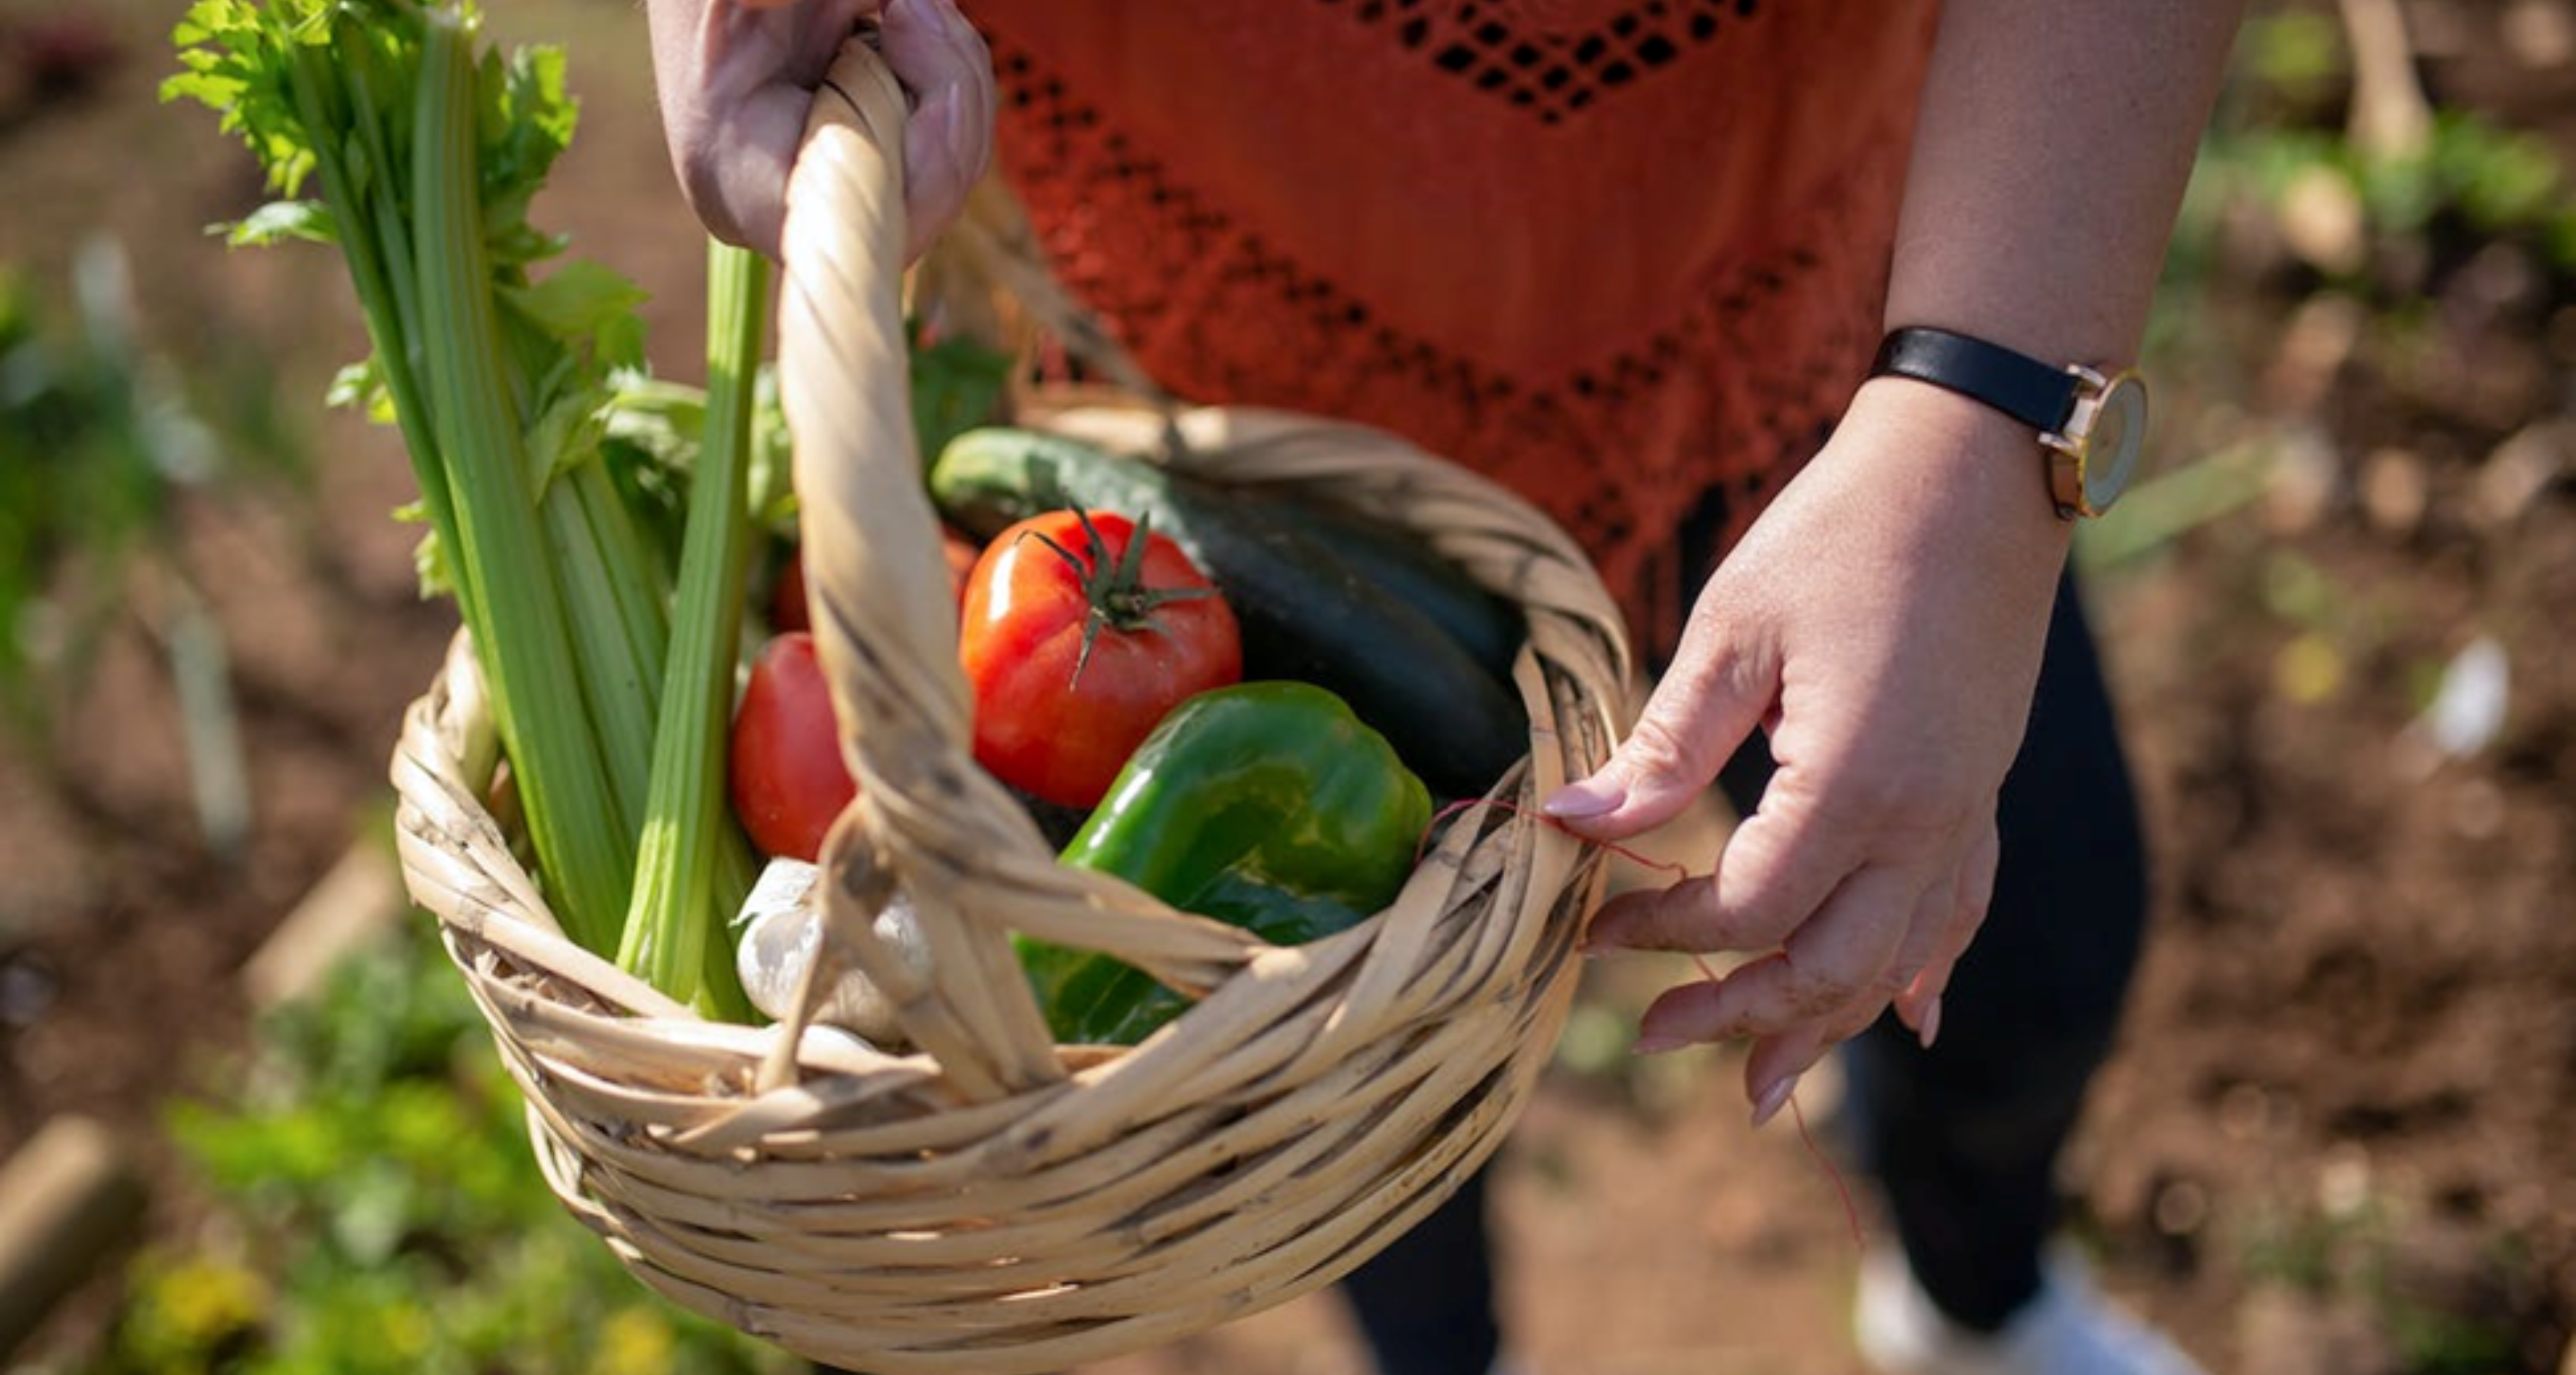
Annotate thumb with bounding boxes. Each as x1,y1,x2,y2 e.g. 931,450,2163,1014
1543,624,1773,839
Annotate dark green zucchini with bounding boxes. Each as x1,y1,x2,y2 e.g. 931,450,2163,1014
928,427,1529,799
1221,488,1525,681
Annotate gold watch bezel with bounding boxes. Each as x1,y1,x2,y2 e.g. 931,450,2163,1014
2040,365,2148,519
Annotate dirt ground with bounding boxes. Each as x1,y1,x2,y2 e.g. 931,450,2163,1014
1,2,2570,1373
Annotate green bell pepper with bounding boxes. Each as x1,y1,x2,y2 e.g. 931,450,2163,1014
1022,681,1434,1045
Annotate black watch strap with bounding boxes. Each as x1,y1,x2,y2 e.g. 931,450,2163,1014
1869,326,2081,436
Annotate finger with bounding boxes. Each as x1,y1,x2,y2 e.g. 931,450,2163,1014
1632,862,1923,1045
1583,873,1724,955
1689,798,1844,953
786,0,878,85
882,0,994,259
698,82,812,257
894,85,964,255
882,0,992,135
1700,724,1973,959
1589,792,1885,956
1543,616,1774,841
672,1,856,254
1739,888,1936,1122
1898,813,1998,1037
1881,856,1966,1042
1742,863,1953,1055
1743,1025,1830,1125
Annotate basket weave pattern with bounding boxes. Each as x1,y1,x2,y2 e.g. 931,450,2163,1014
389,45,1633,1375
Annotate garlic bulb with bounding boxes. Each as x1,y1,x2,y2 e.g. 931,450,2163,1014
734,858,927,1044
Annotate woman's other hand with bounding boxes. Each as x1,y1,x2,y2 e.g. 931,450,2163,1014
646,0,993,260
1543,0,2240,1129
1544,380,2070,1124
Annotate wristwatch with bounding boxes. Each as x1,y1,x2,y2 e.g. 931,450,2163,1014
1868,326,2149,519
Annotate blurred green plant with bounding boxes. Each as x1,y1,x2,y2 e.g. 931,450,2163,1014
85,908,795,1375
2238,1195,2528,1375
2114,4,2576,586
2178,9,2576,293
2238,7,2349,115
0,239,305,856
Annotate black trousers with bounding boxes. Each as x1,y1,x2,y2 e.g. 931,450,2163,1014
1339,574,2151,1375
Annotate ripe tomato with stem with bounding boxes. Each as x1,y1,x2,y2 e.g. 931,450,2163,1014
961,509,1241,808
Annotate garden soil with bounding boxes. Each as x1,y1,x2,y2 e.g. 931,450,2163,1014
0,3,2569,1372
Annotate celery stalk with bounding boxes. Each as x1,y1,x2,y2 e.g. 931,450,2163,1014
275,28,469,632
706,830,759,1017
409,13,632,947
541,473,662,836
617,242,767,1014
574,461,674,711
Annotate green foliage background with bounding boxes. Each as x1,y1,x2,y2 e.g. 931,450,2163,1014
89,915,794,1375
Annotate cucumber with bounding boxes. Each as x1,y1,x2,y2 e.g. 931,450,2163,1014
929,428,1529,799
1223,488,1526,681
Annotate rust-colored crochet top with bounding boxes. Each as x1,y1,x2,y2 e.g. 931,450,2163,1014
964,0,1939,660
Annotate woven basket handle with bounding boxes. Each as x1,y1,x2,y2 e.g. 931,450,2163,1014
774,42,1268,1099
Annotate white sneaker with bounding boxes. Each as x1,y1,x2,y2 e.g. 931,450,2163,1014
1853,1245,2213,1375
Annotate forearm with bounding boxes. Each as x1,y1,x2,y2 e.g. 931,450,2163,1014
1887,0,2248,367
1849,0,2247,555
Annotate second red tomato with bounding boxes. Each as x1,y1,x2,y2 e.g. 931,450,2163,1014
729,632,856,862
961,510,1241,808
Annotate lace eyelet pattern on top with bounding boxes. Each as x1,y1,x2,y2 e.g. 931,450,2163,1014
966,0,1938,661
1327,0,1767,125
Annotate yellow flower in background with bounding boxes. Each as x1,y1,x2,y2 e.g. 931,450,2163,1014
381,1297,434,1360
152,1257,271,1342
591,1305,680,1375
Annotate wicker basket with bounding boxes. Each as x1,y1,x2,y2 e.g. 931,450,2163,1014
389,44,1632,1375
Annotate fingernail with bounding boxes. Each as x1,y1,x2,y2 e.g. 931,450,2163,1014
1917,994,1943,1051
1541,776,1624,820
1631,1034,1687,1056
1751,1074,1798,1128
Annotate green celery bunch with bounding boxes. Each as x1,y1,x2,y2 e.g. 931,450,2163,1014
619,243,768,1004
169,0,753,1014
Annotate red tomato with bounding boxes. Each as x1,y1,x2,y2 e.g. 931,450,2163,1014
960,510,1241,808
774,530,979,633
729,632,856,861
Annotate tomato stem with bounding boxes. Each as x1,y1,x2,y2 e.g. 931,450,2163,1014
1017,511,1217,688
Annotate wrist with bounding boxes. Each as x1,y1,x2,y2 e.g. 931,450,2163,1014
1869,326,2150,520
1845,375,2077,568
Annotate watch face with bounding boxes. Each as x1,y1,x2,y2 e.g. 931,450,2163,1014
2081,373,2148,513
